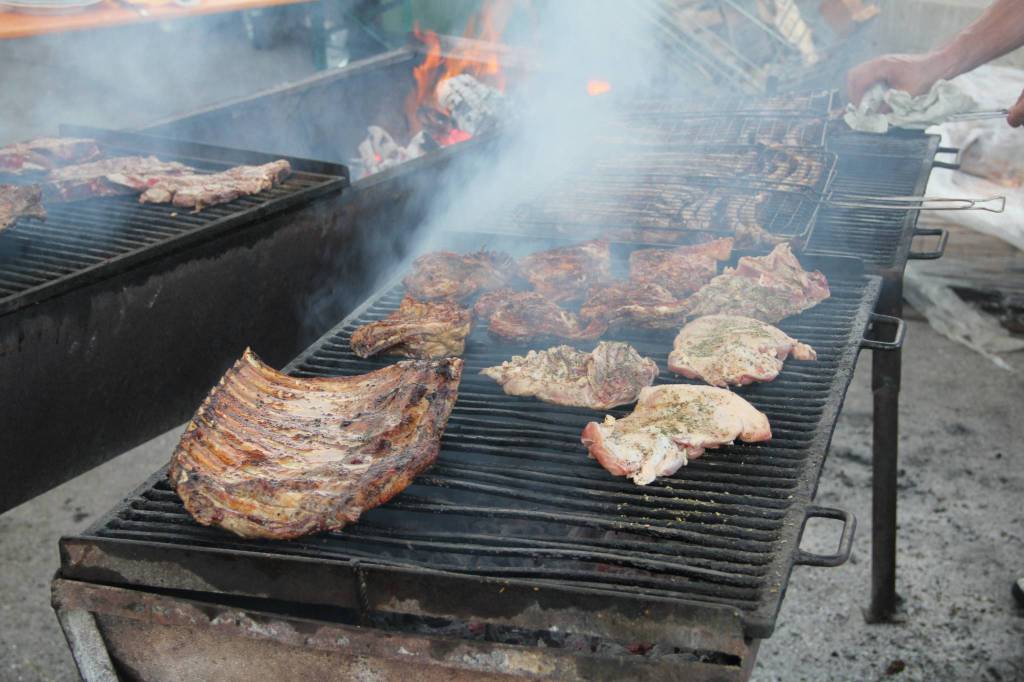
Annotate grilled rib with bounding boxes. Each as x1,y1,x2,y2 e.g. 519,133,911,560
517,239,612,304
169,349,463,540
0,137,100,176
403,249,519,301
475,289,607,343
139,160,291,211
579,281,689,330
628,238,733,297
44,156,194,202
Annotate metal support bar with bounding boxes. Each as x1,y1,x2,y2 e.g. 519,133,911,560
866,280,903,623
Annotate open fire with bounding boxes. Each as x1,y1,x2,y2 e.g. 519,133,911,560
356,3,512,178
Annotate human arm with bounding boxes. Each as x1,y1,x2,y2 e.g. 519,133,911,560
847,0,1024,105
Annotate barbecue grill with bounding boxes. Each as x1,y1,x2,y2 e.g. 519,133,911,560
0,128,358,512
54,232,905,680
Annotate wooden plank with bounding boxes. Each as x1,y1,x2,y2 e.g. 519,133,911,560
0,0,312,40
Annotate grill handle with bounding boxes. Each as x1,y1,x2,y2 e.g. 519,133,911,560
908,227,949,260
860,313,906,352
825,194,1005,212
794,505,857,568
932,146,962,171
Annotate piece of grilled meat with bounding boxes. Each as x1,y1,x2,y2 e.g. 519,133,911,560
45,156,194,202
581,385,771,485
0,137,100,176
668,315,816,387
169,349,463,540
517,239,612,304
351,296,472,359
403,249,519,301
684,243,830,323
0,184,46,232
481,341,658,409
139,160,291,211
629,238,733,298
580,281,689,330
475,289,606,343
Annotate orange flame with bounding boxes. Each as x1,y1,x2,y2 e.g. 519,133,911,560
587,79,612,97
405,1,513,140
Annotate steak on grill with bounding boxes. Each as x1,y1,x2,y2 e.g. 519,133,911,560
684,243,830,323
475,289,606,342
581,385,771,485
0,137,100,176
350,296,472,359
139,160,291,211
667,315,817,387
403,250,519,301
517,239,612,304
579,281,689,330
629,238,733,297
0,184,46,231
481,341,658,409
45,156,194,202
168,348,463,540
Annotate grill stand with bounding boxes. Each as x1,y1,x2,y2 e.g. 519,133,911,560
867,280,904,623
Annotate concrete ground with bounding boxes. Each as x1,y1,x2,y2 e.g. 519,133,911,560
1,317,1021,681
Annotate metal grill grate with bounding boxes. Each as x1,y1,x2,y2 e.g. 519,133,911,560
0,152,346,316
598,116,828,148
624,91,835,117
71,238,883,638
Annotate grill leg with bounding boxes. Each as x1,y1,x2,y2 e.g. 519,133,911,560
867,282,903,623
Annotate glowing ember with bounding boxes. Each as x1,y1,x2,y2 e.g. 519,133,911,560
587,79,612,96
440,129,473,146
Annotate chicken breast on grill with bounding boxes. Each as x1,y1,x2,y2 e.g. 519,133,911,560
403,249,518,301
475,289,607,343
517,239,612,304
667,315,816,387
581,385,771,485
628,238,733,297
481,342,658,410
350,296,472,359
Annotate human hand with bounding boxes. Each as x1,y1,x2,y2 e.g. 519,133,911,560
847,53,950,105
1007,89,1024,127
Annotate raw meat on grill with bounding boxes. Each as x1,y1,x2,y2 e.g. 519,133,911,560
0,137,100,176
168,348,463,540
403,249,519,301
579,281,689,330
517,239,612,304
139,160,291,211
44,156,194,202
667,315,816,387
581,385,771,485
475,289,606,342
0,184,46,232
350,296,472,359
628,238,733,297
685,243,830,323
481,341,658,410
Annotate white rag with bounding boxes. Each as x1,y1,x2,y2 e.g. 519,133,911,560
844,80,977,133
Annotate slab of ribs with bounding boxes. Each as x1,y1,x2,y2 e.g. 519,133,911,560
169,349,463,540
350,296,472,359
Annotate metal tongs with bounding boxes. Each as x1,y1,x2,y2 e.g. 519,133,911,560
944,108,1010,122
826,194,1006,212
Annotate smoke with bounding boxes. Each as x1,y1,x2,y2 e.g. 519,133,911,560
405,0,676,253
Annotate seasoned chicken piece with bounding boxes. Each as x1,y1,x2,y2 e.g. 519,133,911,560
475,289,606,343
684,243,830,323
0,184,46,231
581,385,771,485
403,250,518,301
169,349,463,540
667,315,816,387
628,238,733,297
579,281,689,330
350,296,472,359
517,239,612,304
481,342,658,409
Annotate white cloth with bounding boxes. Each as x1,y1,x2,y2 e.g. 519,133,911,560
844,80,977,133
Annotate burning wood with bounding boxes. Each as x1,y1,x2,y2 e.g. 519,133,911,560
357,126,437,176
437,73,505,136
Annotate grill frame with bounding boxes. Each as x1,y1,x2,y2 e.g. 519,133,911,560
62,234,885,641
0,129,348,318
